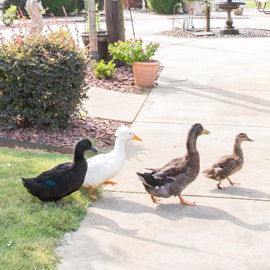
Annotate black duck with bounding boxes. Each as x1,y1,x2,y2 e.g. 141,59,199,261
22,139,98,201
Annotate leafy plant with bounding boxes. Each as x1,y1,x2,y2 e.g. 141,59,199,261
2,4,17,26
93,60,116,79
108,38,160,66
0,28,88,128
4,0,28,17
147,0,180,14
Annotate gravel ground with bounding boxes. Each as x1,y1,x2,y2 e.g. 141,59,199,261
0,116,125,150
85,65,152,95
0,57,165,151
163,28,270,38
0,66,142,151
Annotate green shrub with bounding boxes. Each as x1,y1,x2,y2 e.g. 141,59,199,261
78,0,86,11
2,4,17,26
147,0,180,14
93,60,116,79
0,30,88,128
4,0,28,17
42,0,77,16
82,0,104,12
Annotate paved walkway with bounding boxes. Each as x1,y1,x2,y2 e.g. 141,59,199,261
57,8,270,270
4,7,267,270
0,7,269,269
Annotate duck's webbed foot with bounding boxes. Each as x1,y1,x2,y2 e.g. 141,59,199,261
217,180,226,190
89,186,97,199
227,177,240,186
103,181,118,186
150,195,161,203
178,195,196,206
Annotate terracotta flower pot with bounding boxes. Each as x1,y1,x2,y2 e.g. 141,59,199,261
132,60,160,87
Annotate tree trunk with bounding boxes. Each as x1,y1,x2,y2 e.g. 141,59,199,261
104,0,125,45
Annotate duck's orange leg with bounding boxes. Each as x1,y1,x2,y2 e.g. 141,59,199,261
217,179,226,190
103,181,118,186
89,186,97,199
178,195,196,206
227,177,240,186
150,194,160,203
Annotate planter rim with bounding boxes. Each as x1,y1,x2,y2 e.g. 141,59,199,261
133,59,160,66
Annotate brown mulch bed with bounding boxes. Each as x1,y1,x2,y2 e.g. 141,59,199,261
0,116,125,151
0,66,143,151
85,65,152,95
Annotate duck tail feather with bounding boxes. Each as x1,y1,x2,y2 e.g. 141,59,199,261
137,172,157,187
145,167,159,173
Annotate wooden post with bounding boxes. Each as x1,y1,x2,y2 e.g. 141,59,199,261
104,0,125,45
88,0,99,59
206,5,210,32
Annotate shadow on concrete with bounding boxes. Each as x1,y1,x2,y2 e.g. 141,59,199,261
156,203,269,232
155,79,270,116
95,194,269,232
88,207,200,253
209,186,270,200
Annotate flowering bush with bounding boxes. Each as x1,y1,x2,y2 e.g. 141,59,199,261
0,15,88,128
108,38,160,65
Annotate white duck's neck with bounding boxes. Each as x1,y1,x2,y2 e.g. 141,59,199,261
112,137,127,158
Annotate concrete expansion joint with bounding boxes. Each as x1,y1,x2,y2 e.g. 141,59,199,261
103,190,270,202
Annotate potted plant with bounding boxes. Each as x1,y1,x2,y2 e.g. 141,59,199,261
108,38,160,87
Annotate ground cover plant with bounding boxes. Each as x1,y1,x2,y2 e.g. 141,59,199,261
0,147,99,269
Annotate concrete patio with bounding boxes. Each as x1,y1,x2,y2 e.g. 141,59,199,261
56,8,270,270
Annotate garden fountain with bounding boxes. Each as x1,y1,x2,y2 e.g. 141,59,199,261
215,0,245,34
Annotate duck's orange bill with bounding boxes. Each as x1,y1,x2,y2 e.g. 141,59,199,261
133,134,142,141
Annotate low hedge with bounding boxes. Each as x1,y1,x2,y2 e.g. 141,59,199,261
147,0,180,14
0,30,88,128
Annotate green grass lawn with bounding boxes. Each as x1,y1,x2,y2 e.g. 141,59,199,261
0,147,99,270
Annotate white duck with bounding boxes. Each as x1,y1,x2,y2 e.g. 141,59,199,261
83,125,142,199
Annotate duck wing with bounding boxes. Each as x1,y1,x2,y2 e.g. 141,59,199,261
21,162,76,201
152,156,188,180
31,162,72,184
203,155,241,179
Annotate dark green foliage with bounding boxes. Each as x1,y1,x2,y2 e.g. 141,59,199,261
4,0,28,17
77,0,86,11
147,0,180,14
66,0,78,14
0,30,88,128
42,0,77,16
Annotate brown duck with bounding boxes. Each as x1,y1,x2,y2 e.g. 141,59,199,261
203,133,254,190
137,123,210,206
